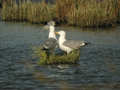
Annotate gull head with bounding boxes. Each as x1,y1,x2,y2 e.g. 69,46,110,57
47,21,55,26
44,21,55,30
56,31,66,37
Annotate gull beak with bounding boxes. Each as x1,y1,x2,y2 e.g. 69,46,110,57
55,32,59,35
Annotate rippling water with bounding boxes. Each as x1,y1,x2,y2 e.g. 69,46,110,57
0,22,120,90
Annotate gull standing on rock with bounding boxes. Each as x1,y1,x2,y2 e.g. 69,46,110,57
56,31,88,54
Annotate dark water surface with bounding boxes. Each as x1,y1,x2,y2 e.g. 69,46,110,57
0,22,120,90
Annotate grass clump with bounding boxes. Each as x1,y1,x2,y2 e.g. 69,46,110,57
33,46,80,65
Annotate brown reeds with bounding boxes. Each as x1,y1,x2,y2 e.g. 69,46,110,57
56,0,75,23
1,1,18,21
1,0,55,23
117,0,120,22
27,1,55,24
56,0,118,27
1,0,120,27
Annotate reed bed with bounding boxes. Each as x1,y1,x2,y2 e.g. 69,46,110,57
117,0,120,22
0,0,1,7
27,1,55,24
1,0,55,23
2,1,26,21
1,0,120,27
56,0,118,27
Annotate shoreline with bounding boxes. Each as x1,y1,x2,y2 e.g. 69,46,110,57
0,20,119,30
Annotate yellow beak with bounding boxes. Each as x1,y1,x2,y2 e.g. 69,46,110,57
55,32,59,35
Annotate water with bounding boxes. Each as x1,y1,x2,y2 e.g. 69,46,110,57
0,22,120,90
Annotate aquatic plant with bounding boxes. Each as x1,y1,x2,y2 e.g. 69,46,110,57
0,0,2,7
56,0,118,27
1,1,18,21
1,0,55,23
1,0,120,27
33,46,80,65
55,0,75,23
117,0,120,22
27,1,55,24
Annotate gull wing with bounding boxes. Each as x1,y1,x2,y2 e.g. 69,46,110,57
42,38,58,49
63,40,86,49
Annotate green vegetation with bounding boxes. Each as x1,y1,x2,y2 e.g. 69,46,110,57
33,46,80,65
1,0,54,23
1,0,120,27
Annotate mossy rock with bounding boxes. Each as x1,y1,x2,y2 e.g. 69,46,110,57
33,46,80,65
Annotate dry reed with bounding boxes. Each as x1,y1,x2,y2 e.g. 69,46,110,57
1,0,120,27
56,0,118,27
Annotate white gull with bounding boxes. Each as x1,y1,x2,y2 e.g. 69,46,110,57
56,31,88,54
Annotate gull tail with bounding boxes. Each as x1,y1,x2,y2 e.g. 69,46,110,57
84,41,91,45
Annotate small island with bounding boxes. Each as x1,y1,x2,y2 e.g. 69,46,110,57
33,46,80,65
